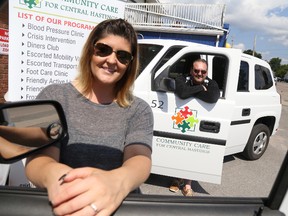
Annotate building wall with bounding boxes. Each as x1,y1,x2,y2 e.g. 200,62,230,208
0,1,8,103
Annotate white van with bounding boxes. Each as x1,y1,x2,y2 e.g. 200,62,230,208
2,39,282,186
134,39,282,183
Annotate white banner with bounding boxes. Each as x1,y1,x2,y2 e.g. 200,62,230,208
0,28,9,55
8,0,125,101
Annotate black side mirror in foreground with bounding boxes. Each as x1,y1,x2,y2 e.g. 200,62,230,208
0,100,67,164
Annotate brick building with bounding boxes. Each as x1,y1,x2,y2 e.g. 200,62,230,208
0,1,8,103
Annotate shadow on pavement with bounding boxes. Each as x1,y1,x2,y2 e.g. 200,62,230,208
142,155,240,196
144,173,210,195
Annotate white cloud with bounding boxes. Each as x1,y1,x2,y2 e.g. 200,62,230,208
222,0,288,46
233,43,245,51
158,0,288,62
159,0,288,47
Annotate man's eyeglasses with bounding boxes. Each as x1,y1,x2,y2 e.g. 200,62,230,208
193,69,207,74
93,43,133,65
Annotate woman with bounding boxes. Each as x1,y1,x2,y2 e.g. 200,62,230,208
25,19,154,216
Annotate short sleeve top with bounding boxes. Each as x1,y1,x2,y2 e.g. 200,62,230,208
37,83,154,170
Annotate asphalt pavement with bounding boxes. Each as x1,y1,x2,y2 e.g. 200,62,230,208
140,82,288,197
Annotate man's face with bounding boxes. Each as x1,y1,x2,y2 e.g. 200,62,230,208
190,61,208,85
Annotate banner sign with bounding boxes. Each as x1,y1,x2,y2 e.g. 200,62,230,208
8,0,125,101
0,28,9,55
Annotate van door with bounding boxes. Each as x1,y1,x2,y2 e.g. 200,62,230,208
134,46,242,184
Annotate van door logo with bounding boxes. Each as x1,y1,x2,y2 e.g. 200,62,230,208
171,106,199,133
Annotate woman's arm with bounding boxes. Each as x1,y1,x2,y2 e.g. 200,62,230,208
120,144,152,193
0,136,33,159
49,144,152,216
25,146,72,189
0,126,49,147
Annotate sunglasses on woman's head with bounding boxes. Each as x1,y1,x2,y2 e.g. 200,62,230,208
93,43,133,65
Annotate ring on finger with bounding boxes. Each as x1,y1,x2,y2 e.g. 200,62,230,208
90,203,98,213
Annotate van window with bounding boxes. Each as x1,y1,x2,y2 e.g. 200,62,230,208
152,52,229,95
237,61,249,91
168,53,200,79
138,44,163,75
151,47,186,91
212,56,227,91
254,64,273,90
154,46,184,72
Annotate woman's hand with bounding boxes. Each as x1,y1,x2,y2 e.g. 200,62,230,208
50,167,128,216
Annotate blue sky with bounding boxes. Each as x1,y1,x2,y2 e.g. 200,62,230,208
159,0,288,64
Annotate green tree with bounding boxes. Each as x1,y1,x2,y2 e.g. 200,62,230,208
269,57,281,72
243,49,262,59
275,64,288,78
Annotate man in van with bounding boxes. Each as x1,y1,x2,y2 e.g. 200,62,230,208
175,58,220,103
169,58,220,196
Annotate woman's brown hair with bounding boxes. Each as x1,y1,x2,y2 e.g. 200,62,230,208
76,18,138,107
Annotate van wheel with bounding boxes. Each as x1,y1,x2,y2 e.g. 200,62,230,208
243,124,270,160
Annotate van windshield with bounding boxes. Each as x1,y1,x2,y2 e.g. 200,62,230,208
138,44,163,75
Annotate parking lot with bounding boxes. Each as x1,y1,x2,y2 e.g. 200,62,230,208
141,82,288,197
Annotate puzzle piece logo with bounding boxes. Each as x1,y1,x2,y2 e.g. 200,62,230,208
21,0,42,9
171,106,199,133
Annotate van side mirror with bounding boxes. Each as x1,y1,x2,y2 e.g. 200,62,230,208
159,78,176,92
0,100,67,164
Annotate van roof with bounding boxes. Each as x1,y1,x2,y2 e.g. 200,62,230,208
138,39,209,47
